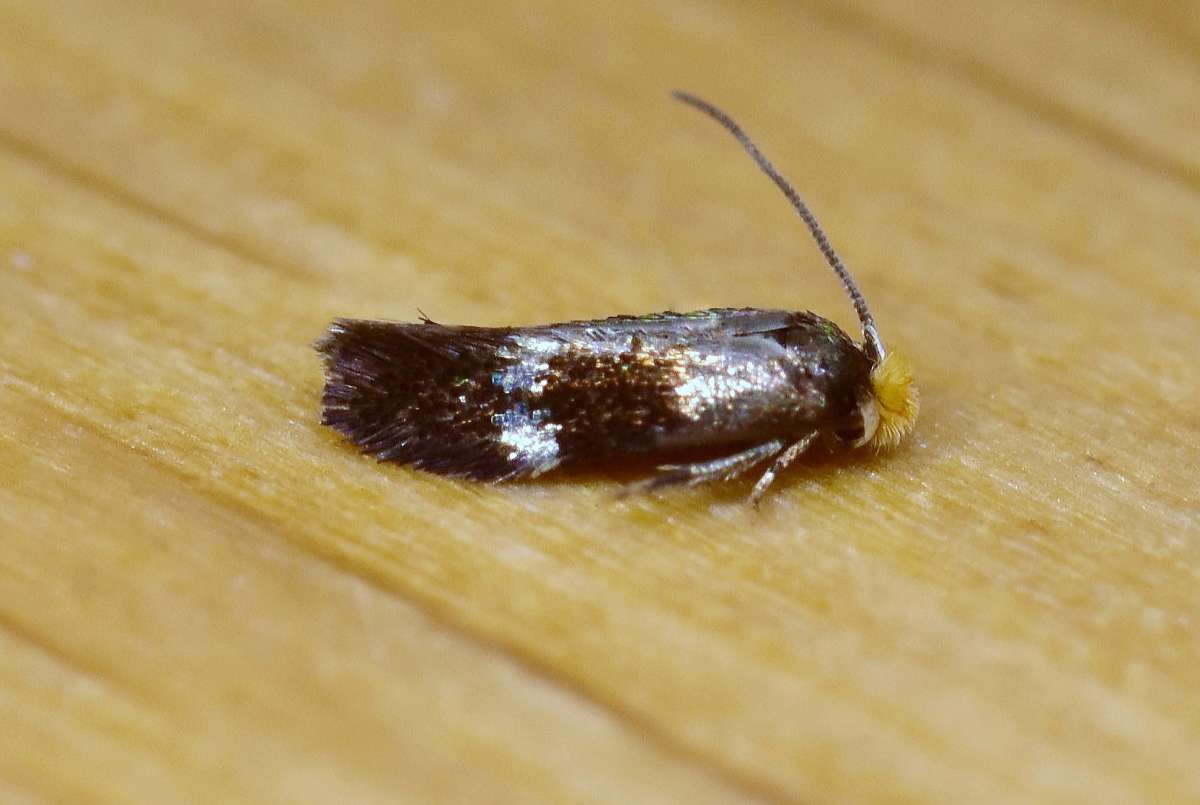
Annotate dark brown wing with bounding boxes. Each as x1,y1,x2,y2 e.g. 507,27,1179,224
318,318,535,480
316,309,854,480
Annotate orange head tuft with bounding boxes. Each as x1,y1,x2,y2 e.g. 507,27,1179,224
865,351,919,450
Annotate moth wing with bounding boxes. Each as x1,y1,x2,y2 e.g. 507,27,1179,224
317,309,818,481
318,318,558,480
541,308,801,344
499,309,804,366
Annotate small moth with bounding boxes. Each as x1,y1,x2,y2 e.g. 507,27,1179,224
318,91,918,503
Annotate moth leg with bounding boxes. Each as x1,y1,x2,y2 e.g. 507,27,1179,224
619,439,787,498
749,432,817,506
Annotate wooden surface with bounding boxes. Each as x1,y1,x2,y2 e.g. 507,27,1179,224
1,1,1198,803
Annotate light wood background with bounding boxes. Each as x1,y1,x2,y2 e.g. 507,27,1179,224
2,2,1198,803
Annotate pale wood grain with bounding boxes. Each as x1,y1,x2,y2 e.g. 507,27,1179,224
814,0,1200,187
0,391,751,805
1,1,1197,803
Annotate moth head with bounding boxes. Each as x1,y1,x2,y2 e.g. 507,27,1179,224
854,351,918,450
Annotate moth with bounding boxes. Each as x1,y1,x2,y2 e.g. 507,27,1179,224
318,91,919,503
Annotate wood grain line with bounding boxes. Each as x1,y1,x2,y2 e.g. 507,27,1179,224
2,382,792,805
0,127,319,283
1085,0,1200,67
801,0,1200,195
0,609,141,705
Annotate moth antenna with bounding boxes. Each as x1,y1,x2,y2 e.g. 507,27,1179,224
671,90,886,361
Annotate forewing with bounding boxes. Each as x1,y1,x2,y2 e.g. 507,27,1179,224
523,308,800,348
317,309,814,480
319,318,554,480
